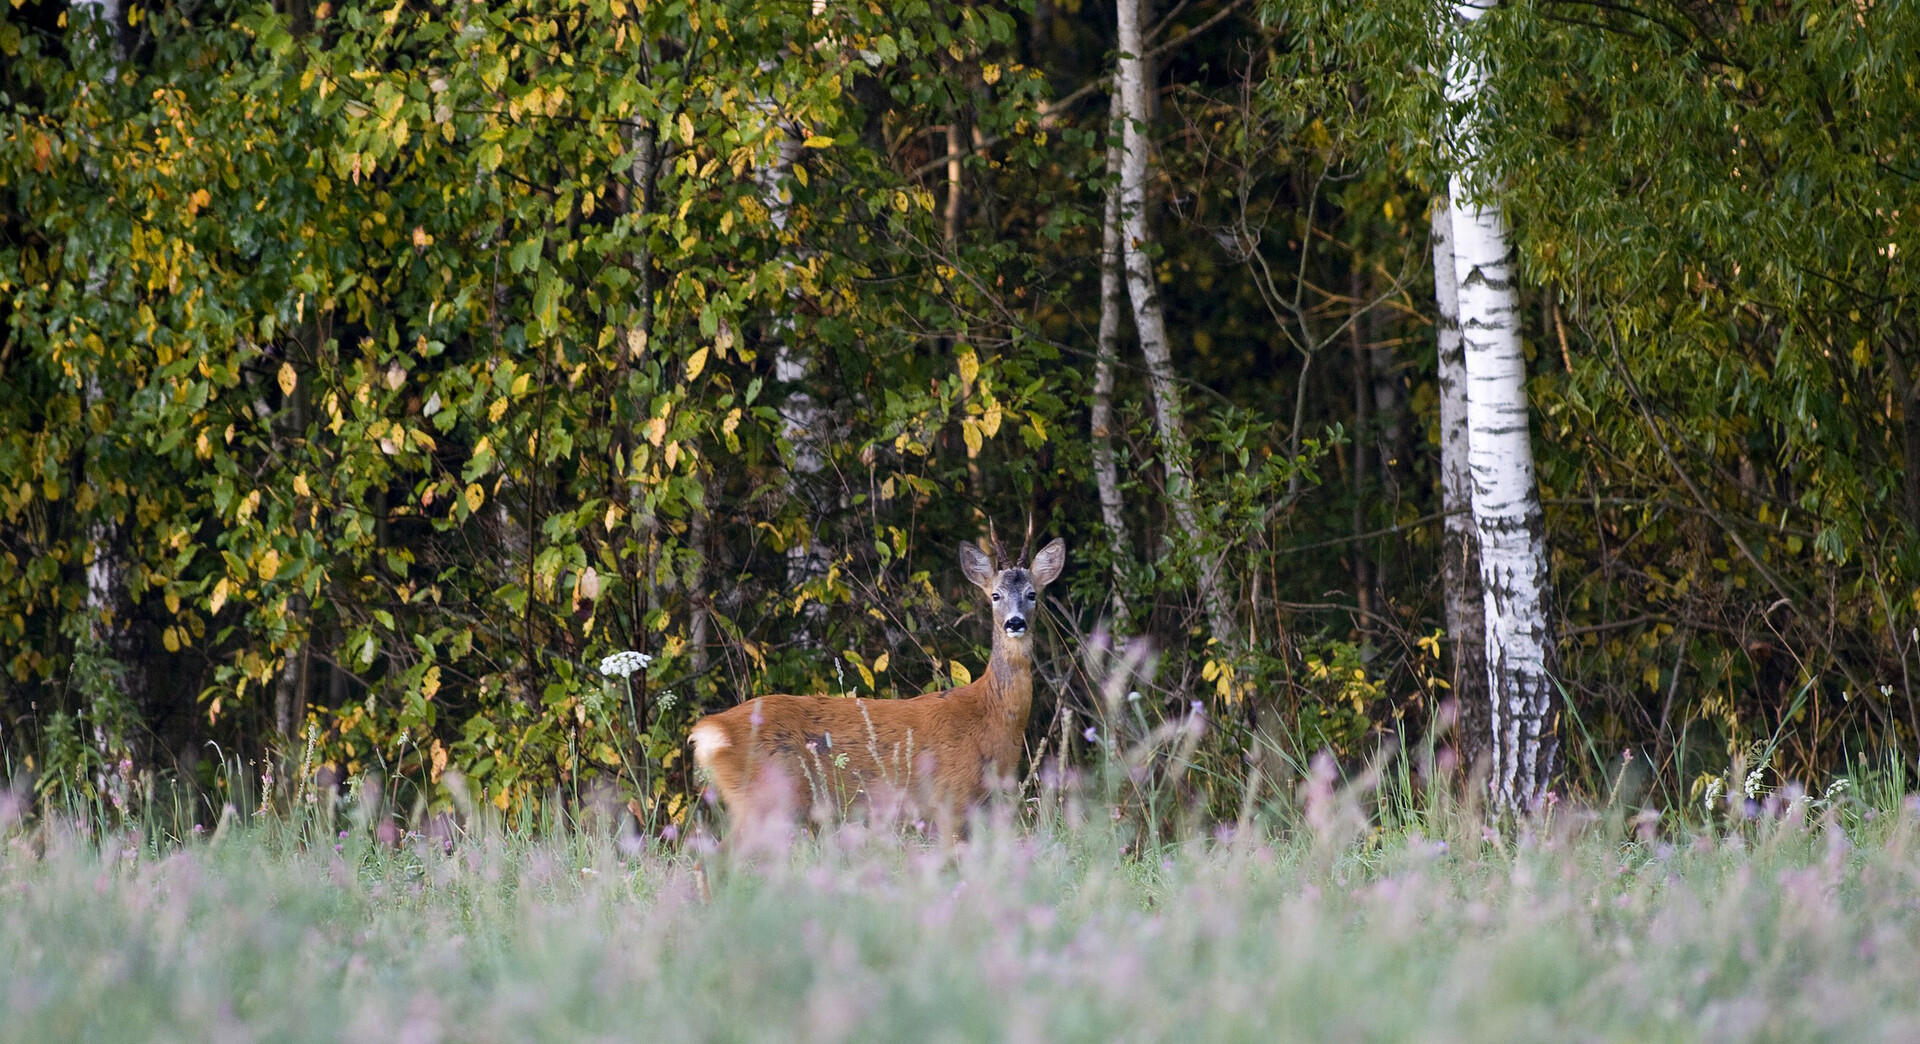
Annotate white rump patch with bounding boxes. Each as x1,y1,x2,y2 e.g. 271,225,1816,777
690,721,730,767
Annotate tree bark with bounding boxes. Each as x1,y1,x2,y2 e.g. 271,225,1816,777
1116,0,1236,649
1432,198,1491,770
758,121,831,637
1447,0,1559,812
1882,341,1920,535
687,489,712,682
1091,94,1134,630
75,0,137,805
1349,266,1373,627
945,117,967,247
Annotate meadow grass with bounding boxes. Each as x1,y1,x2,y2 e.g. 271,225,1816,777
4,783,1920,1044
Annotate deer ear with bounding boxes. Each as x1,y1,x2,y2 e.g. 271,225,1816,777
959,541,996,589
1029,537,1066,588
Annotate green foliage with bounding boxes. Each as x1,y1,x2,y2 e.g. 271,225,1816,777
7,0,1920,821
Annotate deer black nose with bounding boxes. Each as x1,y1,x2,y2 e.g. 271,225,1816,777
1004,616,1027,635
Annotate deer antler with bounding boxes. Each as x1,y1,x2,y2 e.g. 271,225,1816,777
1021,514,1036,566
988,519,1010,571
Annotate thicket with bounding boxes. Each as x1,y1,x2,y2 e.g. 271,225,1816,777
3,0,1918,826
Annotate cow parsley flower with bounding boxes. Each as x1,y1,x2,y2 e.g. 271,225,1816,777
598,650,652,679
1702,777,1724,813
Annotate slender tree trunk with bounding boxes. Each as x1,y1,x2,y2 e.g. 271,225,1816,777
945,117,967,247
1432,198,1491,770
1115,0,1236,648
75,0,136,807
1092,95,1134,630
1370,314,1403,605
1349,266,1373,627
688,487,712,682
269,325,317,765
1883,341,1920,535
757,119,831,636
1447,0,1559,811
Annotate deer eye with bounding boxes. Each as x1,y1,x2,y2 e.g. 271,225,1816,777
991,592,1002,601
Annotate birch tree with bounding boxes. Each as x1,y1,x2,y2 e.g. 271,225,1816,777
1431,198,1490,767
1116,0,1237,649
1445,0,1559,810
1091,95,1134,630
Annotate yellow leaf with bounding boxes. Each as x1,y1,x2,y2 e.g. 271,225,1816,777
162,627,180,653
646,416,667,447
957,347,979,387
803,134,834,149
980,401,1002,438
210,578,229,615
685,346,709,380
961,419,983,458
430,740,448,782
277,362,297,396
873,652,889,673
949,660,973,687
677,112,695,146
627,326,648,359
293,473,311,497
1201,659,1220,682
165,590,181,615
511,371,532,396
856,663,874,688
260,548,281,580
422,664,441,699
465,483,485,513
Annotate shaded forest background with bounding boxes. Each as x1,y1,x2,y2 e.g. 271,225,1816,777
3,0,1917,823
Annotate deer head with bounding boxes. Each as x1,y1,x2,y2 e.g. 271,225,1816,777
959,536,1066,642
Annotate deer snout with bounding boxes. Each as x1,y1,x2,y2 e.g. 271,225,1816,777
1003,614,1027,637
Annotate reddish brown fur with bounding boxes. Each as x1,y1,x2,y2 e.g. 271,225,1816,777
688,654,1032,826
690,538,1063,831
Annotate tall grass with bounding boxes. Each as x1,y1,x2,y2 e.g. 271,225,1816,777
4,773,1919,1043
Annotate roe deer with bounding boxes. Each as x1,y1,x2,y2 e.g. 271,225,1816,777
689,536,1066,832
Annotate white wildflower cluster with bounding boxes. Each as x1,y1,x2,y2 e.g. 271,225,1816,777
598,650,652,679
656,690,678,711
1702,777,1724,813
1743,763,1768,800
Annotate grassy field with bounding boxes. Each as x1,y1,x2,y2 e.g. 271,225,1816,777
5,785,1920,1044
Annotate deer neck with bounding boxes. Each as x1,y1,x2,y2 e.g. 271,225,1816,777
984,628,1035,726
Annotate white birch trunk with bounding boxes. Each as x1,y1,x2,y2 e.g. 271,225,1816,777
75,0,134,808
77,0,121,641
1446,0,1559,811
1432,198,1491,768
757,117,830,631
1116,0,1236,649
1092,95,1134,630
